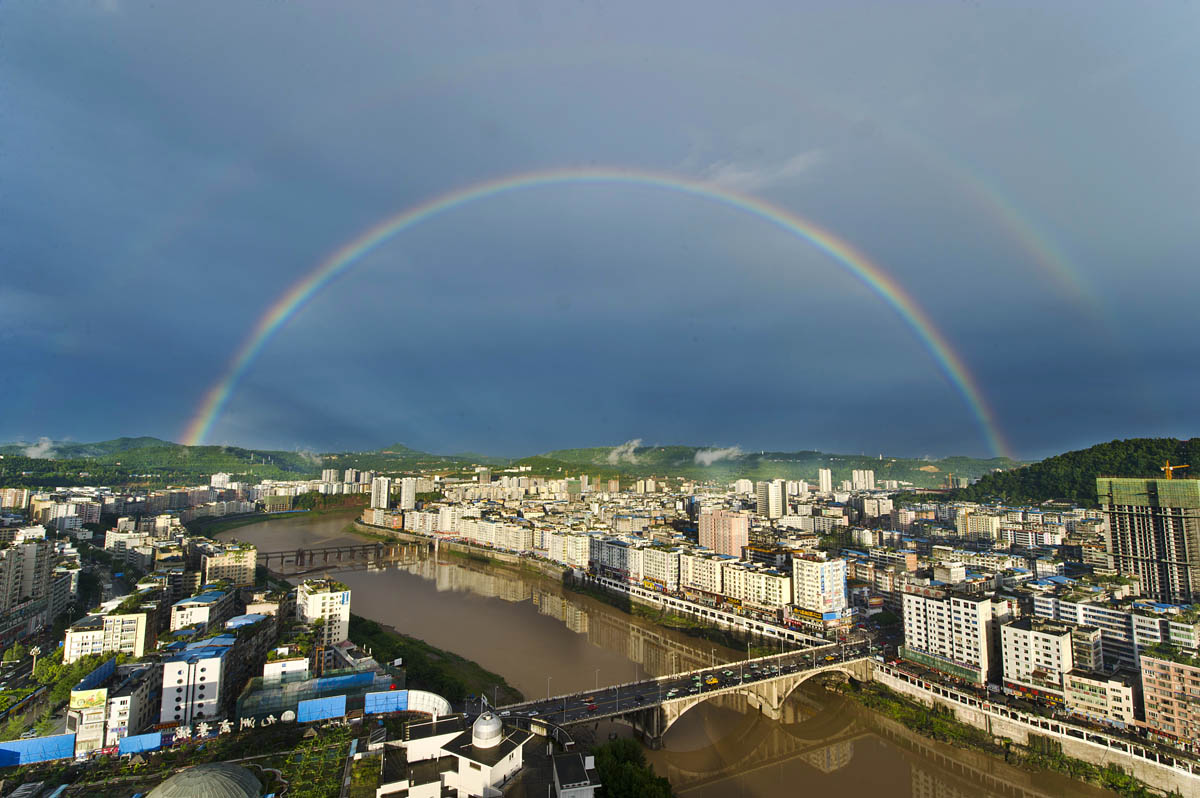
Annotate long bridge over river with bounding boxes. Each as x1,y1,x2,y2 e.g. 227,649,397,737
256,541,430,574
499,642,874,748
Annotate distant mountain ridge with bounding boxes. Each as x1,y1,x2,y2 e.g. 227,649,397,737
953,437,1200,506
532,445,1016,487
0,435,1022,490
0,436,174,459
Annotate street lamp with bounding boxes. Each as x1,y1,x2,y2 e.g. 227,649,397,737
29,646,40,677
595,669,600,692
546,676,552,701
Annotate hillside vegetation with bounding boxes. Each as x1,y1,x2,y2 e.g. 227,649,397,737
953,438,1200,506
0,439,320,488
535,445,1016,488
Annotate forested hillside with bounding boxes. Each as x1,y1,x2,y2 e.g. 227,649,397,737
953,438,1200,506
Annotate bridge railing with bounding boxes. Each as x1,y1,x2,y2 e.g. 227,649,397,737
500,644,859,709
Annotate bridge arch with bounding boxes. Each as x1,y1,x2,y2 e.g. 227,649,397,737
654,662,867,741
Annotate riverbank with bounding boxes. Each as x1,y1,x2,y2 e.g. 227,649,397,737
348,614,523,705
837,680,1170,798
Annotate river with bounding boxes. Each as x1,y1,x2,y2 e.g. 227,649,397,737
221,513,1116,797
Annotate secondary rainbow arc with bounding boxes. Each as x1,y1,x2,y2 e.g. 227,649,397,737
181,167,1012,459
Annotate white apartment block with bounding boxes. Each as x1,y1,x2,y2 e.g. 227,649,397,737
370,476,392,510
679,551,728,597
818,469,833,493
161,638,233,725
641,546,680,591
296,579,351,647
901,587,996,684
1063,669,1140,728
64,612,155,664
792,554,848,615
1001,618,1077,701
399,477,418,510
722,562,792,609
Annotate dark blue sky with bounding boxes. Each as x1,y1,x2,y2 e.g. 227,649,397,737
3,2,1197,460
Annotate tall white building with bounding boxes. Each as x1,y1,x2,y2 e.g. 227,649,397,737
399,478,418,511
1000,618,1081,701
370,476,392,510
818,468,833,494
755,481,785,519
296,579,352,649
901,587,999,684
851,470,875,491
321,469,339,483
792,553,847,617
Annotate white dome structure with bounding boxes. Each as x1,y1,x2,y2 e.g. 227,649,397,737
147,763,262,798
471,711,504,748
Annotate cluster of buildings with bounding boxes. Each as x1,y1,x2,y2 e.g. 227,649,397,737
892,477,1200,754
361,463,1200,756
62,568,359,756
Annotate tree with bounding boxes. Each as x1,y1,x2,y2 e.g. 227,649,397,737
3,643,27,663
593,738,673,798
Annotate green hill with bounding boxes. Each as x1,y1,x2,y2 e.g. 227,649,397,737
0,438,321,488
953,438,1200,506
535,445,1016,488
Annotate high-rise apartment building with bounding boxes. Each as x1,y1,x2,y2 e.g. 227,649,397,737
399,478,418,511
1098,477,1200,604
818,468,833,494
851,469,875,491
321,469,339,483
698,510,749,557
792,553,848,617
370,476,392,510
344,468,360,485
755,480,785,519
1000,618,1102,702
296,579,351,649
901,586,1000,684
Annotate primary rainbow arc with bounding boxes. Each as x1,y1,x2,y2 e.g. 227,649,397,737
181,167,1012,459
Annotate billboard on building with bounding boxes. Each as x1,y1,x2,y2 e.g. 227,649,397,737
69,688,108,710
297,695,347,723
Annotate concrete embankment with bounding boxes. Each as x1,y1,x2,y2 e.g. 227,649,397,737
872,663,1200,795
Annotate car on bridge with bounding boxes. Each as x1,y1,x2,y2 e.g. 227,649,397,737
704,675,718,685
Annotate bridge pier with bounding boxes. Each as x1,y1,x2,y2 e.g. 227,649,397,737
627,706,668,750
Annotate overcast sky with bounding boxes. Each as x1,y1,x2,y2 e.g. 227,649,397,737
3,1,1197,460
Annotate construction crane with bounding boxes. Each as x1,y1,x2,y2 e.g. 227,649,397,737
1161,460,1190,480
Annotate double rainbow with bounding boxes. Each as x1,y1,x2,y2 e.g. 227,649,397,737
181,167,1012,459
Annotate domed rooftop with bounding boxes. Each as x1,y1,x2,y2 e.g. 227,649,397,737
148,762,262,798
472,711,504,749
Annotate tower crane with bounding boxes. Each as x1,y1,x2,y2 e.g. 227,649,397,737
1161,460,1190,480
